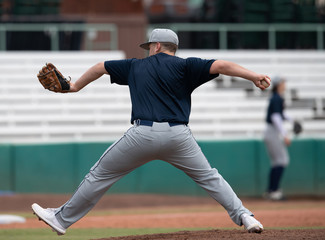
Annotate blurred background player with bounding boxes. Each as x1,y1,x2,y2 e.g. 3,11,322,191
263,76,292,201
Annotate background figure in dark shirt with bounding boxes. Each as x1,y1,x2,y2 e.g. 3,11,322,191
31,29,270,235
264,76,292,201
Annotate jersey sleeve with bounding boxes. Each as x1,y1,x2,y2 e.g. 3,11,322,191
271,112,287,137
185,57,219,91
104,59,134,85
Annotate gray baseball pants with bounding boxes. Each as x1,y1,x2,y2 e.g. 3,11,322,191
55,122,252,228
264,124,290,167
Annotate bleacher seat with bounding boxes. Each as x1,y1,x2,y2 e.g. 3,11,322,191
178,50,325,138
0,51,129,143
0,50,324,143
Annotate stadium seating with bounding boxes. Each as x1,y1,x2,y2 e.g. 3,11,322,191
0,51,129,143
179,50,325,138
0,50,324,143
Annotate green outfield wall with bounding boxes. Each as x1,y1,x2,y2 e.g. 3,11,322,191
0,139,324,197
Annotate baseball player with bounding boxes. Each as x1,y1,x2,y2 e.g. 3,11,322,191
32,28,270,235
263,76,291,200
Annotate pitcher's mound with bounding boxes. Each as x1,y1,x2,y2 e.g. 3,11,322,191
94,229,325,240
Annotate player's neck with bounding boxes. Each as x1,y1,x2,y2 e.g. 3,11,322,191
149,50,175,57
157,50,175,56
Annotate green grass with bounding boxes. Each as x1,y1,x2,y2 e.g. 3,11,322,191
0,228,211,240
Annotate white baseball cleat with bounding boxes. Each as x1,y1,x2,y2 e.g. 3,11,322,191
241,213,264,233
31,203,66,235
269,190,285,201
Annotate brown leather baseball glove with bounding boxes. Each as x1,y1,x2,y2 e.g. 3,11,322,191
37,63,70,92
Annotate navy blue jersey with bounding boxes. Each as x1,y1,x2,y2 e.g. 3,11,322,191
266,93,285,124
104,53,218,124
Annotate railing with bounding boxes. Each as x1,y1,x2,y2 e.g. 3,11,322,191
149,23,325,50
1,23,324,51
0,23,118,51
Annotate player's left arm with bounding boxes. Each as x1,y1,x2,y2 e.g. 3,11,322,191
210,60,270,90
69,62,108,92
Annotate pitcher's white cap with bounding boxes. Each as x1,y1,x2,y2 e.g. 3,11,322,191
140,28,179,50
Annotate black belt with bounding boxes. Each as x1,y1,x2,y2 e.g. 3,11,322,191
135,119,186,127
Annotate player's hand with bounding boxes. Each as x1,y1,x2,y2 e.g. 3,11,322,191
284,136,291,146
252,75,271,90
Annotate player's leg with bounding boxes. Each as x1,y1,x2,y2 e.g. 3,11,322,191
161,125,261,231
33,126,159,233
269,166,285,189
264,124,289,199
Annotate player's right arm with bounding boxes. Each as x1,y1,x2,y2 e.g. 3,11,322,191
271,113,291,146
209,60,270,90
69,62,108,92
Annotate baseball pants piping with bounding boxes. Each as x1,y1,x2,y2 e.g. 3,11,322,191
55,122,252,228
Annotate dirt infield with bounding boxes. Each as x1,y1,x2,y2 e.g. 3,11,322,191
1,194,325,239
99,229,325,240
